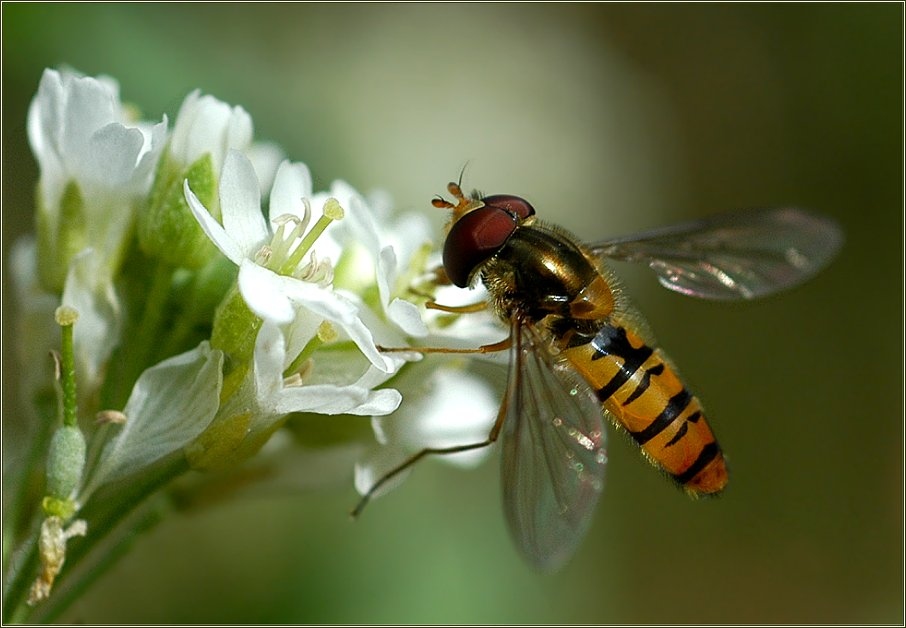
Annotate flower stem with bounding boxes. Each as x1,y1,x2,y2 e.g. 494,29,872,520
111,260,174,409
4,454,190,623
133,261,174,366
57,310,78,428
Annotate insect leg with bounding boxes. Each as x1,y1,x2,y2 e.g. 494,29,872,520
424,300,489,314
409,264,487,311
350,378,512,519
377,336,511,355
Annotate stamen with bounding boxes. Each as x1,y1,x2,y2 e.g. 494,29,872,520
297,197,313,234
283,371,304,388
282,321,337,379
280,198,344,275
255,245,273,266
96,410,128,425
317,320,338,343
297,251,334,286
270,215,306,265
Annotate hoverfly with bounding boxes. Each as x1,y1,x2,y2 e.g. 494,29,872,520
355,181,843,571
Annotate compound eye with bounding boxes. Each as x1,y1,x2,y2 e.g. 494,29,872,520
481,194,536,219
443,206,517,287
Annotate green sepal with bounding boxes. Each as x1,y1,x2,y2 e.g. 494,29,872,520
190,255,239,324
139,150,218,270
210,285,262,375
37,180,87,292
186,411,288,471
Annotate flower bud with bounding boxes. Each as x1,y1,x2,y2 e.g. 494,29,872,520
138,152,217,269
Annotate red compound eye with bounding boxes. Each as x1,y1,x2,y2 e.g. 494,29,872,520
443,206,518,287
481,194,536,220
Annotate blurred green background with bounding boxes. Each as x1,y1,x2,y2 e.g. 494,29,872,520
3,3,902,624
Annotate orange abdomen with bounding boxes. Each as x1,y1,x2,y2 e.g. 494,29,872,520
561,324,728,495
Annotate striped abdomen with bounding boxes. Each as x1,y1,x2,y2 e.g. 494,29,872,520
561,323,728,495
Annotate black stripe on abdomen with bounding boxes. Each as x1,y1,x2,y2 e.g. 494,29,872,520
630,388,694,445
674,441,721,485
587,325,653,401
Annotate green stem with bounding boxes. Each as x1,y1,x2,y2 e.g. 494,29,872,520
3,312,81,618
3,522,41,624
59,320,77,428
101,260,175,412
2,392,56,571
3,455,190,623
160,298,202,358
130,261,174,375
161,257,236,359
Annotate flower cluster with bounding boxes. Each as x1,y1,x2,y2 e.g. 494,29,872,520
4,68,506,622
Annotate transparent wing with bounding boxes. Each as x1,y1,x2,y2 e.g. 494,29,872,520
590,207,843,300
501,320,608,571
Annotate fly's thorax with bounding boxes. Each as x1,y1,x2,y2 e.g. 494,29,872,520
480,223,615,324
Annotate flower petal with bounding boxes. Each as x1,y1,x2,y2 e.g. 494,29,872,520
372,365,498,467
275,384,368,415
59,74,120,178
247,141,285,196
238,260,295,324
387,298,428,338
268,160,313,223
219,150,269,254
354,447,412,498
86,122,146,188
184,179,244,264
170,91,253,174
347,388,402,416
274,381,399,416
325,179,382,255
280,278,393,372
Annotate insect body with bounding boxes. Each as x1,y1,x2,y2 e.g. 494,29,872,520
452,197,728,500
357,182,843,571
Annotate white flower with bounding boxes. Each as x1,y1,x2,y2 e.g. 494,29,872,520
313,181,432,339
24,68,167,394
343,198,513,505
252,320,400,417
187,320,402,470
184,149,396,373
246,142,286,197
169,90,253,176
27,68,167,287
355,362,501,498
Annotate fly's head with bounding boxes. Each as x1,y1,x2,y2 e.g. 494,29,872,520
433,181,536,288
